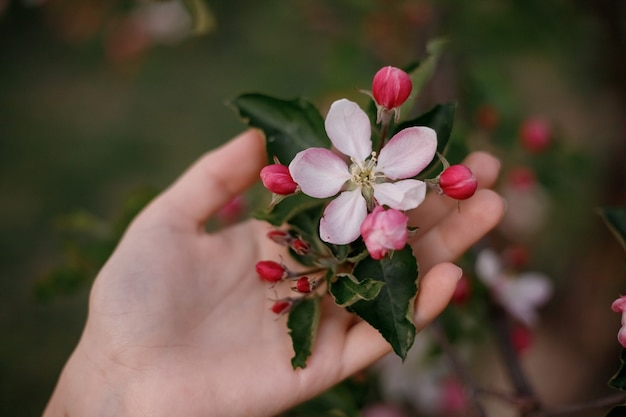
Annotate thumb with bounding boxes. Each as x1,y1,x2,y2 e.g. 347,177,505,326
148,129,266,228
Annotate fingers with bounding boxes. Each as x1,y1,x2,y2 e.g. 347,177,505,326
146,129,266,229
337,262,462,379
410,188,505,272
408,151,501,230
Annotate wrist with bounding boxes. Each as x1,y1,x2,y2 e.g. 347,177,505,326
42,337,133,417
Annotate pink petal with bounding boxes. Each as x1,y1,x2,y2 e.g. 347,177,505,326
618,324,626,348
289,148,351,198
377,127,437,180
373,179,426,211
324,99,372,162
319,189,367,244
612,295,626,313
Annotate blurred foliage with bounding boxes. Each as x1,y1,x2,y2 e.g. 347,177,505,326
1,0,625,415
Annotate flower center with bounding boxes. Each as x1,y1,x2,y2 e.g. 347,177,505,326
349,152,378,188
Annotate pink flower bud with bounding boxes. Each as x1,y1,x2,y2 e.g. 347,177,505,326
612,295,626,348
439,164,477,200
267,229,292,246
440,378,467,414
292,276,317,293
291,238,311,255
372,66,412,109
507,166,537,190
260,164,298,195
450,274,471,305
520,117,552,154
360,206,409,260
511,324,533,354
255,260,287,282
270,299,293,315
476,104,499,131
216,195,246,225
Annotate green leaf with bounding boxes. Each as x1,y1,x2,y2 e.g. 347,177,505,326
288,296,322,369
409,38,448,98
330,274,385,307
230,93,330,164
348,246,418,359
599,207,626,253
610,348,626,391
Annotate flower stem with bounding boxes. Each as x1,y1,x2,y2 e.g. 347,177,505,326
488,300,541,415
431,319,488,416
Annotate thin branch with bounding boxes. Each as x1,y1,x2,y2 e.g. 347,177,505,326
531,392,626,417
431,319,488,417
488,300,541,415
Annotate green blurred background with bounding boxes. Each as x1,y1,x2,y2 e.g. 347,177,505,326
1,0,625,415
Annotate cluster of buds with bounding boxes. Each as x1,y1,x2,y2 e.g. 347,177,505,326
266,229,311,255
256,232,321,315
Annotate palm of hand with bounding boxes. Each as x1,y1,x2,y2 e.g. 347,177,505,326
55,130,503,417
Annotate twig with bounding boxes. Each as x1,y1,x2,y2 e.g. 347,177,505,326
488,300,541,415
530,392,626,416
431,319,488,417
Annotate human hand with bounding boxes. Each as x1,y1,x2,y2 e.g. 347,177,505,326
43,129,504,417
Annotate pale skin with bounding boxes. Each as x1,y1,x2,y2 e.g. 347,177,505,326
43,129,504,417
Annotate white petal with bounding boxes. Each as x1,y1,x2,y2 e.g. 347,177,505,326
497,274,552,326
324,99,372,162
496,274,552,326
475,249,502,286
377,127,437,180
512,273,553,306
373,179,426,211
289,148,351,198
319,189,367,244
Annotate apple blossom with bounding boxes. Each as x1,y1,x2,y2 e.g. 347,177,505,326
611,295,626,348
360,206,409,259
289,98,437,244
475,249,552,326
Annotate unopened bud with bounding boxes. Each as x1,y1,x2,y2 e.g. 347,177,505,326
260,164,298,195
360,206,409,260
267,229,292,246
372,66,412,110
439,165,477,200
291,238,310,255
271,299,293,315
292,276,317,293
255,260,287,282
450,274,471,305
520,117,551,154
